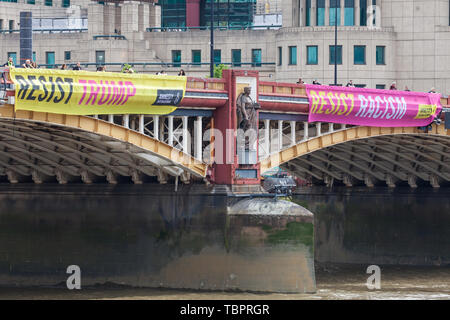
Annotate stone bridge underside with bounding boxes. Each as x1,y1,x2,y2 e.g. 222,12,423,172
0,113,207,185
262,126,450,188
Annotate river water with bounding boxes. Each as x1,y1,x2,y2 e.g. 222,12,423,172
0,264,449,299
0,185,448,300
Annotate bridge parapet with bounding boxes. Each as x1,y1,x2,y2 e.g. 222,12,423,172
1,67,450,188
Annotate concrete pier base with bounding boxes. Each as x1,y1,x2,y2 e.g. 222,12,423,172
0,185,316,293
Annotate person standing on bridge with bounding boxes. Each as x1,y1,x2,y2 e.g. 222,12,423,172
2,57,14,94
346,80,355,87
390,82,397,90
72,62,82,71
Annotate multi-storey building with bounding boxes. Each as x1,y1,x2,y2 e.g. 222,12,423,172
0,0,450,94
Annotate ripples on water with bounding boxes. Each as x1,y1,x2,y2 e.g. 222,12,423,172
0,264,448,300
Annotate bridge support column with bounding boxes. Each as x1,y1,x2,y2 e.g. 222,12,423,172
168,116,174,146
139,115,144,134
5,169,27,184
106,170,118,184
123,115,130,129
80,169,98,184
278,120,283,152
430,175,440,188
108,114,114,124
364,175,375,188
195,116,203,161
153,116,159,140
303,122,309,141
55,169,75,185
264,119,270,156
31,169,53,184
290,121,296,146
343,174,354,187
130,169,144,184
316,122,322,136
408,175,418,188
182,116,189,154
385,174,397,188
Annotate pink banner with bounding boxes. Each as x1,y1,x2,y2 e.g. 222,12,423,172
306,84,442,127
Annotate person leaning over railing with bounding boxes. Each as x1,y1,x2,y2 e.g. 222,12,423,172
121,64,134,73
72,62,82,71
1,57,14,94
22,59,34,69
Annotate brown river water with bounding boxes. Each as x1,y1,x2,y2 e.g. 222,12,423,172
0,264,448,300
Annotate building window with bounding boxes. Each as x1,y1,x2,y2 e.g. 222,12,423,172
305,0,311,26
329,45,342,65
0,20,3,30
213,49,221,65
27,0,36,4
371,0,377,26
46,51,55,68
317,0,325,26
354,45,366,64
7,52,16,66
252,49,262,67
330,0,341,26
360,0,367,26
62,0,70,8
192,50,201,66
172,50,181,67
344,0,355,26
96,50,105,66
232,49,241,67
289,46,297,65
45,0,53,6
33,51,36,62
278,47,282,66
355,84,366,88
64,51,71,61
376,46,385,65
376,84,385,90
9,20,14,32
307,46,318,65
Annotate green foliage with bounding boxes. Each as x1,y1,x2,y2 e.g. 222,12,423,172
213,64,229,78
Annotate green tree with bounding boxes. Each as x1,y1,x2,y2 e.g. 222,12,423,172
213,64,229,78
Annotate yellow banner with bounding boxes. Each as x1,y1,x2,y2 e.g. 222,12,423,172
10,68,186,115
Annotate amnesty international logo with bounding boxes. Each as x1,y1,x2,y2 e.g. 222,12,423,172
415,104,437,119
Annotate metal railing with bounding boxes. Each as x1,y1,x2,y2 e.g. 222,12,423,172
24,61,276,69
0,28,88,34
93,35,126,40
146,25,282,32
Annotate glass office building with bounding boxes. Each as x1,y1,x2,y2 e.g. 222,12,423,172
160,0,256,28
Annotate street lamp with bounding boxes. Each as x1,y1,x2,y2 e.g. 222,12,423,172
334,1,338,86
210,0,215,78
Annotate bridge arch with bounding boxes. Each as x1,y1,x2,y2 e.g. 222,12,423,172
0,105,207,184
260,125,450,188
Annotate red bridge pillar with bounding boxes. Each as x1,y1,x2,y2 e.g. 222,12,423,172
212,70,261,186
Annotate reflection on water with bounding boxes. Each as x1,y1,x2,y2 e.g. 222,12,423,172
0,264,448,300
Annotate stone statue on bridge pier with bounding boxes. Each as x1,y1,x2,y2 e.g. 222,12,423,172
236,86,260,164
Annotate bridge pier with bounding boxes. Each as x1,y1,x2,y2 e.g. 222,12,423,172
0,185,316,294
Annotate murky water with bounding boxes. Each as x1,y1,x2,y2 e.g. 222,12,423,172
0,264,448,300
0,185,448,300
